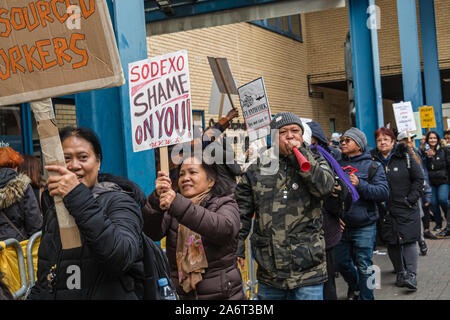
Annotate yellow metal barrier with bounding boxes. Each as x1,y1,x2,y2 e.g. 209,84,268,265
0,232,41,299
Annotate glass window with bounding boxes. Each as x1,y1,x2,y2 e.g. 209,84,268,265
251,15,303,42
280,16,290,33
192,110,204,131
291,15,301,36
330,118,336,133
0,105,23,153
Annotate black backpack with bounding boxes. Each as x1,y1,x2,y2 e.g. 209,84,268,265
93,175,177,300
141,233,177,300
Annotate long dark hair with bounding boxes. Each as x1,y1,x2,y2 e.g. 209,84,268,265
18,155,43,188
425,131,441,150
178,156,233,198
59,126,103,161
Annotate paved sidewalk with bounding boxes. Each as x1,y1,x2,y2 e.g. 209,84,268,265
335,236,450,300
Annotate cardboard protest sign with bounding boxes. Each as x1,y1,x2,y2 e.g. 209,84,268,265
207,57,238,118
393,101,416,133
128,49,193,153
419,106,436,128
238,77,272,142
30,98,81,249
411,112,423,140
208,78,238,116
0,0,124,106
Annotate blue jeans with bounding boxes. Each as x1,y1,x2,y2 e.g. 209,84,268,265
430,184,449,226
257,283,323,300
334,223,377,300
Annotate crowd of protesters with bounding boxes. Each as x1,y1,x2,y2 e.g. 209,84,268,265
0,109,449,301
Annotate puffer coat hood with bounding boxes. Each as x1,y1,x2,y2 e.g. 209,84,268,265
0,167,42,241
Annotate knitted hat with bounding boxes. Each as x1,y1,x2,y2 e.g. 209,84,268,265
397,131,416,141
343,127,367,152
0,147,24,168
330,132,342,143
270,112,304,132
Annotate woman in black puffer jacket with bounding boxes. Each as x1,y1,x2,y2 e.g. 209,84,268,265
0,147,41,242
371,127,424,292
28,127,145,300
422,131,450,237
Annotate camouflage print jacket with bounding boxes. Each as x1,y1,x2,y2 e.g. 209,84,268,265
235,145,335,290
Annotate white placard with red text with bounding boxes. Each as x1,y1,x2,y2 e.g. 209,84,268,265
393,101,416,133
128,50,193,152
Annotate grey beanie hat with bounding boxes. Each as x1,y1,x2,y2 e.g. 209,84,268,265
270,112,304,132
343,127,367,152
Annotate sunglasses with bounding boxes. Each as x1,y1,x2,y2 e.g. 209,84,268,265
340,138,353,144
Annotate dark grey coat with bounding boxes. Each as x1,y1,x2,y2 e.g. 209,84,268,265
0,168,42,242
142,191,245,300
371,143,424,245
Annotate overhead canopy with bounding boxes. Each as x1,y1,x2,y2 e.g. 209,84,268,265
145,0,345,36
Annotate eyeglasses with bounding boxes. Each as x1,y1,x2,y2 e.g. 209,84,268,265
340,138,353,144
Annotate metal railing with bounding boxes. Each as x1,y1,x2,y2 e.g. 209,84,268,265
24,231,42,299
0,238,27,299
0,231,42,300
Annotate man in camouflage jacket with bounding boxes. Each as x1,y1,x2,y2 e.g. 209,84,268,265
236,112,335,300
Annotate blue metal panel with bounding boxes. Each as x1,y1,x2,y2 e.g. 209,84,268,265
419,0,443,135
145,0,279,22
348,0,378,148
76,0,156,195
396,0,424,114
368,0,384,129
75,88,125,175
20,103,33,155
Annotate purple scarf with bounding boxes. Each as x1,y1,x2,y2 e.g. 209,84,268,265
311,144,360,202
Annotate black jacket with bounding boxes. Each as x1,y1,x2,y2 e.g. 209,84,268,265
370,143,424,244
0,168,42,241
28,178,144,300
338,152,389,228
422,144,450,186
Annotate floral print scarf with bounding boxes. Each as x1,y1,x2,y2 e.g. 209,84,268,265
175,190,210,293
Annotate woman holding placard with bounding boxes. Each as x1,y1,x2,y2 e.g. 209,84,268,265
142,155,245,300
28,127,145,300
422,131,450,237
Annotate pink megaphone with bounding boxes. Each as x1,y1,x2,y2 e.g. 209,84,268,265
292,147,311,172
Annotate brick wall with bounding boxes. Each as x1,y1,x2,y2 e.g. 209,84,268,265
305,0,450,79
146,0,450,141
54,104,77,129
147,22,315,128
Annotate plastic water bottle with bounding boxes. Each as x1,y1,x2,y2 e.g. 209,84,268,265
158,278,177,300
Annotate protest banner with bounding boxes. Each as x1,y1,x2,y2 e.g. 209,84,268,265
419,106,436,129
207,57,238,119
0,0,124,106
238,77,272,142
30,98,82,249
412,112,423,140
0,0,125,249
393,101,416,137
128,49,193,174
208,78,238,118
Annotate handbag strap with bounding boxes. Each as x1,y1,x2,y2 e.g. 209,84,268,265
1,210,26,241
